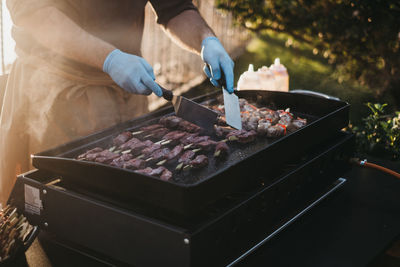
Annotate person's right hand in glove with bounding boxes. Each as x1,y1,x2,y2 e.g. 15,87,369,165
103,49,162,97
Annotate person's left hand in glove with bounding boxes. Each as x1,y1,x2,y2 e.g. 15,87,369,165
201,37,234,93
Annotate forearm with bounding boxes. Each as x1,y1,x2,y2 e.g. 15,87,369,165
164,9,215,54
19,6,115,70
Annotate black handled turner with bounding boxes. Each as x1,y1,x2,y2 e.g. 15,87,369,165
159,85,218,133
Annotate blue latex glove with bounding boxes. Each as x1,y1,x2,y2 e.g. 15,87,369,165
201,37,234,93
103,49,162,96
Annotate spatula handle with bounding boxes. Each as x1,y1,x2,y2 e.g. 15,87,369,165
158,84,173,102
205,64,227,89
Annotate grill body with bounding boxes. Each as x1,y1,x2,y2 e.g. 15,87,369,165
31,90,350,214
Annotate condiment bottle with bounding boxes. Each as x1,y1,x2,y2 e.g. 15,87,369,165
257,66,275,91
269,58,289,91
237,64,261,90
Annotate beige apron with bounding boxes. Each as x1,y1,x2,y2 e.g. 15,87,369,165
0,51,149,206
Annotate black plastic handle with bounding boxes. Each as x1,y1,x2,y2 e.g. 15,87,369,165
205,64,226,89
158,84,173,102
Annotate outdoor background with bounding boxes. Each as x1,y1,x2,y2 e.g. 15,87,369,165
1,0,399,160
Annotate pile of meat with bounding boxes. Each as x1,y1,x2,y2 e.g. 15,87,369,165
211,98,307,139
76,98,307,182
77,116,230,182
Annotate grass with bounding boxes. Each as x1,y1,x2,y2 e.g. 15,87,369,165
234,31,385,124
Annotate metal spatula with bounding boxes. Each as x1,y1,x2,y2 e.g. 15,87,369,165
206,65,242,130
159,85,218,133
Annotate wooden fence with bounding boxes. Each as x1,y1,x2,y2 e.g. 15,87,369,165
142,0,248,110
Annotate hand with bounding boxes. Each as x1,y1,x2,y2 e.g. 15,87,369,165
201,37,234,93
103,49,162,96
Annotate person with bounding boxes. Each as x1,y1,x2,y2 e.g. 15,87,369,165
0,0,234,206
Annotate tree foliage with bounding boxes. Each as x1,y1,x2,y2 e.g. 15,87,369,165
217,0,400,106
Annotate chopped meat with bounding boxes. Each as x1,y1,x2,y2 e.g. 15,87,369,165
150,127,170,139
94,150,119,164
149,166,167,176
266,124,286,138
180,133,200,145
178,150,196,164
196,140,218,151
119,137,141,150
226,130,257,143
277,110,293,126
287,118,307,132
165,145,184,162
214,125,234,138
110,153,133,168
159,116,182,129
142,143,162,156
85,151,102,161
135,167,153,175
129,140,153,155
257,119,272,136
190,155,209,169
77,147,103,159
262,109,280,124
140,124,163,132
214,142,229,158
178,120,202,133
162,130,187,141
160,169,173,181
150,147,171,162
123,158,146,170
113,132,133,146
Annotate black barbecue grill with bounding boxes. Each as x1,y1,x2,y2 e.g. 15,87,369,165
9,90,354,266
30,90,350,215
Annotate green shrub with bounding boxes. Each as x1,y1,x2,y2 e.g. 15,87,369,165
351,103,400,160
217,0,400,107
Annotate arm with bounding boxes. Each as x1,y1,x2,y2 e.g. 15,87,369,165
164,9,235,93
17,6,161,96
18,6,115,70
164,10,214,54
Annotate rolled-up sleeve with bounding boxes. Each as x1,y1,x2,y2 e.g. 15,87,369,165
6,0,54,25
149,0,198,27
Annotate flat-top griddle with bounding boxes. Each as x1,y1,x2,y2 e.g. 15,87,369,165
32,90,350,214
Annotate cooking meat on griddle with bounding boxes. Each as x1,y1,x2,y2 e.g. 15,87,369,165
94,150,120,164
287,118,307,132
214,125,234,138
257,119,272,136
136,166,166,176
162,131,188,144
141,142,162,155
160,169,172,181
150,127,170,139
266,124,286,138
214,142,229,157
178,150,196,164
113,131,133,146
119,137,140,150
195,140,218,151
77,147,103,160
226,129,257,143
110,153,133,168
190,155,209,169
140,124,163,132
178,120,202,133
159,116,182,129
123,158,146,170
165,144,184,163
147,147,171,163
277,110,293,126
